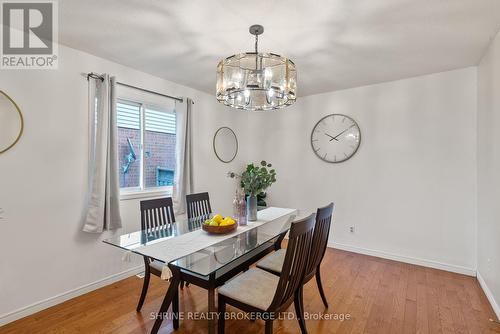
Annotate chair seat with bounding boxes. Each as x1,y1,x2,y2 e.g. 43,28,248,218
256,248,286,274
150,260,164,271
218,268,279,311
149,260,165,276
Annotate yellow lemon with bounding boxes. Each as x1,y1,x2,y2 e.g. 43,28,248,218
220,217,236,226
209,220,219,226
213,214,223,223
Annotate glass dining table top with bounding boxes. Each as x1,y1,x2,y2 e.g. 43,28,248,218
104,208,308,277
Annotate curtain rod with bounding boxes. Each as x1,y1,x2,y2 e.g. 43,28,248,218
86,72,185,103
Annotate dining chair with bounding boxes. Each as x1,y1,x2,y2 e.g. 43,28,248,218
186,192,212,220
255,203,334,332
217,213,316,334
182,192,213,290
137,197,176,311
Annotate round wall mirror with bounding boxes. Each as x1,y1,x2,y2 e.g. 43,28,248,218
0,91,24,154
213,127,238,163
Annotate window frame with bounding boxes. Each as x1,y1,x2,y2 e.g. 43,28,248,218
117,98,176,200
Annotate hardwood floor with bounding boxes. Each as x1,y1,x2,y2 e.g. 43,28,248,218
1,249,499,334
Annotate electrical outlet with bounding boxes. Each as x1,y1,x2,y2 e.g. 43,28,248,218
349,226,355,233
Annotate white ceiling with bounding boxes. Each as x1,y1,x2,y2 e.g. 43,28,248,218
60,0,500,97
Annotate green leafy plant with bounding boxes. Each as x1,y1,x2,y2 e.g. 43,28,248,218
228,160,277,198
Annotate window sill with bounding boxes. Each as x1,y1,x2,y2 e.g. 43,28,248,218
120,187,173,201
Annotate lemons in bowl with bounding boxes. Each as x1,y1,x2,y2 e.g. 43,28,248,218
220,217,236,226
204,215,236,227
213,214,224,224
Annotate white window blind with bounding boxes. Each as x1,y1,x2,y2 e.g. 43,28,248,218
117,101,140,129
117,101,176,134
145,108,176,134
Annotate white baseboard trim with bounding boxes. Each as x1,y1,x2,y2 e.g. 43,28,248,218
0,265,143,326
477,271,500,320
329,242,476,277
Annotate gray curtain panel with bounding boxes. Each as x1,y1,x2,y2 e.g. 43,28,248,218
173,98,193,214
82,74,122,233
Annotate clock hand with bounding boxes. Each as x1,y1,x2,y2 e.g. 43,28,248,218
324,133,339,141
332,124,355,140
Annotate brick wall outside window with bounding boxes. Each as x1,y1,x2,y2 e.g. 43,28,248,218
118,127,176,188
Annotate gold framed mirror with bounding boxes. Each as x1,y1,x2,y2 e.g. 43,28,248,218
0,90,24,154
213,127,238,163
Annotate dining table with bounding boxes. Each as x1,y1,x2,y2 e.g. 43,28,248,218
103,206,306,334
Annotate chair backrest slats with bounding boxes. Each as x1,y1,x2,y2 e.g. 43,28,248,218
140,197,175,232
186,192,212,220
305,203,334,278
268,213,316,311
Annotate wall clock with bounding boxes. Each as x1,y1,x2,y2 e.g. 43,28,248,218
311,114,361,163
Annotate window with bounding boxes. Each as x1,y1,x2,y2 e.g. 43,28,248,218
116,99,176,194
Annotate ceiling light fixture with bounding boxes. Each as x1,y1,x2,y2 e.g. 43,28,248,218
216,24,297,111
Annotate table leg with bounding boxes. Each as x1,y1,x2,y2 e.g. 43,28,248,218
173,288,179,330
274,232,287,250
208,273,216,334
151,266,181,334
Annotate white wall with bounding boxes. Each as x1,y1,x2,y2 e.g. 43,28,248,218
477,29,500,318
0,45,247,322
247,68,477,275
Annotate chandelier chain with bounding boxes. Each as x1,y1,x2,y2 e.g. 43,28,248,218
255,34,259,69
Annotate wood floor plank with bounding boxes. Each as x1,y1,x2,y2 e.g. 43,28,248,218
388,262,409,334
415,267,429,334
424,268,444,334
403,299,417,334
336,255,378,334
1,249,498,334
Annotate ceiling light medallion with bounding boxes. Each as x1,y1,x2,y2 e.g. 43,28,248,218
216,24,297,111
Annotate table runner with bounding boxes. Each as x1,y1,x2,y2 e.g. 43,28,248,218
132,207,297,279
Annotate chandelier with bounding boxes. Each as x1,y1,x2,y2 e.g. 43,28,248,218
216,25,297,111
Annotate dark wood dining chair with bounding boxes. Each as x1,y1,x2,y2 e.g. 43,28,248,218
256,203,334,332
182,192,213,290
186,192,212,220
217,213,316,334
137,197,176,311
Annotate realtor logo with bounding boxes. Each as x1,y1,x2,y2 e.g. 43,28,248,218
1,0,58,69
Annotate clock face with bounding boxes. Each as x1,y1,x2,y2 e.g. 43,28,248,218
311,114,361,163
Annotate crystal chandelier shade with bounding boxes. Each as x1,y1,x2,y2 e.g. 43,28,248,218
216,25,297,111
